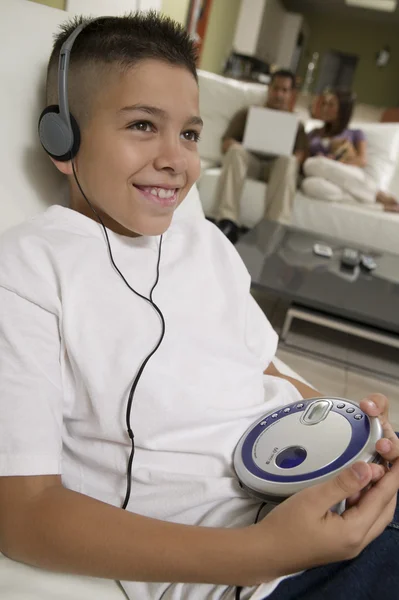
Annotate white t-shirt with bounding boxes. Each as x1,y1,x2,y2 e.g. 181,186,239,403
0,205,302,599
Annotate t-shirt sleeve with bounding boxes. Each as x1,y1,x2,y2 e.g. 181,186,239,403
0,286,63,476
352,128,366,146
245,293,278,370
222,108,249,144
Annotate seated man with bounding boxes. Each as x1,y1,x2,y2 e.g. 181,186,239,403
209,70,308,243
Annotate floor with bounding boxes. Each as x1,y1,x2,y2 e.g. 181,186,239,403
252,289,399,430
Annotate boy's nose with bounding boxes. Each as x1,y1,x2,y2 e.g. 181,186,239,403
154,139,188,174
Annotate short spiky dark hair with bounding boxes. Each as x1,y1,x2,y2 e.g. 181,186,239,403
270,69,296,90
46,11,198,127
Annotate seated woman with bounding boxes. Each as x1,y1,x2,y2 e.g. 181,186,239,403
302,90,399,212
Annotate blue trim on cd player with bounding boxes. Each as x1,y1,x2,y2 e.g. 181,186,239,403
241,399,371,483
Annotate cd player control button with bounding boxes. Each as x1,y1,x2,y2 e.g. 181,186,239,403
296,403,304,409
354,414,363,420
337,403,345,409
271,413,279,419
283,407,291,413
260,420,267,426
346,407,355,414
302,400,332,424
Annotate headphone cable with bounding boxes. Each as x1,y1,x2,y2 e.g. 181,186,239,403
71,159,166,509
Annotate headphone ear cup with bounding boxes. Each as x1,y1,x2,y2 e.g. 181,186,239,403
38,105,80,161
68,112,81,160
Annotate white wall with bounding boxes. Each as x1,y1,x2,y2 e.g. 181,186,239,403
161,0,190,24
276,12,302,69
233,0,301,69
233,0,265,56
66,0,161,16
256,0,285,64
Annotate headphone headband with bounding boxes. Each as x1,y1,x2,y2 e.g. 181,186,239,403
38,21,88,161
57,23,86,136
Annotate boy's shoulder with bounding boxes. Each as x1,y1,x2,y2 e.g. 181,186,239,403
0,206,76,264
0,206,92,309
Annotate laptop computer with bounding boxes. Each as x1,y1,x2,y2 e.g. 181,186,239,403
242,106,299,157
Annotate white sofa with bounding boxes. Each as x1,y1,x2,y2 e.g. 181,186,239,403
197,70,399,255
0,1,306,599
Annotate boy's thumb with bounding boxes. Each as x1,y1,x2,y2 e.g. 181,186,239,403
312,462,372,510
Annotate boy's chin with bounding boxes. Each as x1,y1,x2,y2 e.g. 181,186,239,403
126,213,174,237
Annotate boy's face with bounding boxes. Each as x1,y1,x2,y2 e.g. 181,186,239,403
56,59,202,237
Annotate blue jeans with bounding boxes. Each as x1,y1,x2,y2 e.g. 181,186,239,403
264,491,399,600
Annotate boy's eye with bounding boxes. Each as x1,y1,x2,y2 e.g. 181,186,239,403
128,121,154,132
182,130,201,143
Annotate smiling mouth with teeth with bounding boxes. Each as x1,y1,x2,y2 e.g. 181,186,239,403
134,185,179,207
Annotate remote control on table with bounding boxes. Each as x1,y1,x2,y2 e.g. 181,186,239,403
341,248,360,268
360,254,377,271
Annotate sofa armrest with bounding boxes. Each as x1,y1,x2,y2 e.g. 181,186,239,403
0,552,128,600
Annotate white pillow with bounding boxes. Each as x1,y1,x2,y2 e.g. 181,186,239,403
359,123,399,190
198,70,267,165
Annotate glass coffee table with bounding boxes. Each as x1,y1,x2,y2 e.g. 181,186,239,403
235,220,399,349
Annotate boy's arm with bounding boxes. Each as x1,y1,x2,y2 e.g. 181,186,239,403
1,458,399,592
264,361,321,399
0,474,261,587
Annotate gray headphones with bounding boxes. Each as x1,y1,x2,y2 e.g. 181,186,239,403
38,23,86,161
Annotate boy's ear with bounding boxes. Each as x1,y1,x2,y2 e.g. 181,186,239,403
49,156,73,176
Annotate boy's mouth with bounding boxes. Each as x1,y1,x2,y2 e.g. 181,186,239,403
133,185,179,207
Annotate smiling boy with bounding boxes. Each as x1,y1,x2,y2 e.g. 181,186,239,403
0,12,399,600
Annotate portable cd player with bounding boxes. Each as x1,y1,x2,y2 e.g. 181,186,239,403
234,397,383,504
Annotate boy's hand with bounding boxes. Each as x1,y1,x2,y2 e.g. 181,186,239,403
360,394,399,463
346,393,398,507
249,459,399,581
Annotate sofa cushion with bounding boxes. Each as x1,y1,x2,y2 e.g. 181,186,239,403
292,191,399,255
360,123,399,190
198,168,267,228
198,70,267,165
198,168,399,254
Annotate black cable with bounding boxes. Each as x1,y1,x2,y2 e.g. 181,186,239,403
235,502,267,600
71,160,166,510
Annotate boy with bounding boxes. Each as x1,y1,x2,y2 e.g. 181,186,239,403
0,12,398,600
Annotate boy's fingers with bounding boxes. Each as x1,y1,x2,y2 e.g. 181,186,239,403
360,394,399,458
361,494,397,548
309,462,372,512
360,394,388,420
376,438,399,462
346,464,386,507
369,463,387,481
344,459,399,531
